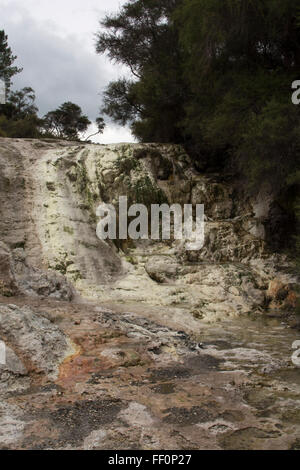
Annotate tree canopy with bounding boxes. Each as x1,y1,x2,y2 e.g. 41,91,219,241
84,116,106,141
96,0,300,255
42,102,91,140
4,87,38,119
98,0,185,143
0,30,105,142
0,30,22,92
0,86,41,138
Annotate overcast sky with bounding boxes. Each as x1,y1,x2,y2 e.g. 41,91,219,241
1,0,135,143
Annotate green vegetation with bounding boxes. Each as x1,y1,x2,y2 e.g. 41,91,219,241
75,162,98,224
97,0,300,261
0,30,105,140
1,5,299,265
126,174,168,207
63,226,74,236
0,85,42,138
43,102,91,140
114,154,141,174
84,116,106,142
0,30,22,91
0,32,41,137
0,280,14,297
97,0,184,144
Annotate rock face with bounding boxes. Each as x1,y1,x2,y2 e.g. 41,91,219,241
0,241,18,296
0,303,74,378
0,296,299,450
0,138,299,450
0,240,73,300
0,138,297,319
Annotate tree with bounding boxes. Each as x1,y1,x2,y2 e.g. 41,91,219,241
96,0,185,143
84,116,106,141
0,87,41,138
3,87,38,120
96,0,180,78
174,0,300,160
42,102,91,140
0,32,39,138
102,79,141,127
175,0,300,250
0,114,41,138
97,0,300,256
0,30,22,92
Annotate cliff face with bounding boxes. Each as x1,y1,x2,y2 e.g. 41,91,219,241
0,138,299,450
0,138,297,320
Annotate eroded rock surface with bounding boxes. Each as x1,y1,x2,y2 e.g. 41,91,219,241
0,138,299,450
0,296,298,450
0,303,74,378
0,138,297,319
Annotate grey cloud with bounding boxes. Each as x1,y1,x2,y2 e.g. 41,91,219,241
7,19,109,118
2,2,125,118
1,0,134,142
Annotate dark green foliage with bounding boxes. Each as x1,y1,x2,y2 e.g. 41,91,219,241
2,87,38,120
0,32,40,138
175,0,300,169
96,0,300,262
0,30,100,142
102,79,140,126
42,102,91,140
0,87,41,138
175,0,300,261
0,114,41,138
5,87,38,119
96,0,180,76
84,115,106,141
0,30,22,91
97,0,186,143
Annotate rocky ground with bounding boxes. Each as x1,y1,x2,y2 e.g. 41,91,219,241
0,138,299,449
0,294,299,450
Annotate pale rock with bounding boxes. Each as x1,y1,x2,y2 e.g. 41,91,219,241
0,139,297,323
119,402,154,427
0,303,74,378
